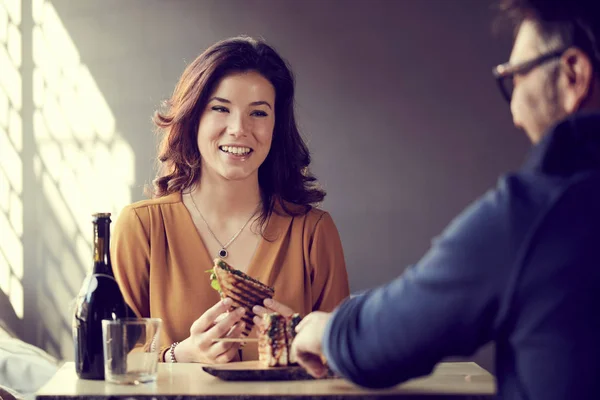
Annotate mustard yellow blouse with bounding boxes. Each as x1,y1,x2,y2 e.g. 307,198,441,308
111,192,350,361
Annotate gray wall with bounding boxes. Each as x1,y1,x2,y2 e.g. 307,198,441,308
7,0,530,372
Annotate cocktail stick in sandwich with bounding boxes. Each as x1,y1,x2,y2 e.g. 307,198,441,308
209,258,275,336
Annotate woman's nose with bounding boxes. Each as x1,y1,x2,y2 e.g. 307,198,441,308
227,114,249,137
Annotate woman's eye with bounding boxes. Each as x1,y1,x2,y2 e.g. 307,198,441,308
211,106,229,113
251,110,268,117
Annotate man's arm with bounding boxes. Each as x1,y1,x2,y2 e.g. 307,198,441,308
323,187,518,388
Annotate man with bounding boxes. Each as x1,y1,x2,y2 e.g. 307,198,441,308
291,1,600,398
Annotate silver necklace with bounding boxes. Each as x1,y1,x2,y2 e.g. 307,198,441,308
189,193,258,259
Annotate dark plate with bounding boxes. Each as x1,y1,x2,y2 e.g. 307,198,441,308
202,360,336,381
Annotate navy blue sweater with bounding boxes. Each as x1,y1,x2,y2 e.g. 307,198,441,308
323,113,600,399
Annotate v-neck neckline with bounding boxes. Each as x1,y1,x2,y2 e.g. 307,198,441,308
178,191,291,281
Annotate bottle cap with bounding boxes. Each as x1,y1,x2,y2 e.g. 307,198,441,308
92,212,111,218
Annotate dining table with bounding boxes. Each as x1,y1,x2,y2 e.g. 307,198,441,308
35,361,495,399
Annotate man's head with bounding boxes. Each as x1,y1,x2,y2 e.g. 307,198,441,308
494,0,600,143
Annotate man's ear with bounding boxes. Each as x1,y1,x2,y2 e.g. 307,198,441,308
559,47,594,113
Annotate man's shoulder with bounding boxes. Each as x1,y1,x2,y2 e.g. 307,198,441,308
435,172,566,259
499,169,600,219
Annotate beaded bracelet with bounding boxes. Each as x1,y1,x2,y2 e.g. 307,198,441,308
169,341,180,363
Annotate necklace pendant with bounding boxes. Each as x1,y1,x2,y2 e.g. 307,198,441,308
218,248,228,258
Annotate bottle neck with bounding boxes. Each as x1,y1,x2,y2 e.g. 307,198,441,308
93,218,113,276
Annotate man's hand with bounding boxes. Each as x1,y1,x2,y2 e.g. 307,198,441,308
290,311,332,378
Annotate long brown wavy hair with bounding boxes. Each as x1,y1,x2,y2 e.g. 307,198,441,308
151,36,325,227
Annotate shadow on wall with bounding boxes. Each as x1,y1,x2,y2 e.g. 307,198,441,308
1,0,25,341
0,291,21,338
0,0,135,360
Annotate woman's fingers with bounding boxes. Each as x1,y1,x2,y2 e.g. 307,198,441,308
253,305,268,316
190,298,233,334
205,306,246,340
214,342,242,364
207,321,246,362
252,299,295,322
263,298,295,317
214,312,229,324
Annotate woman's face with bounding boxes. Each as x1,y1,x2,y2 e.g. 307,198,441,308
197,71,276,183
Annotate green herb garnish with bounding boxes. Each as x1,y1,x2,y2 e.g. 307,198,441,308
205,269,221,292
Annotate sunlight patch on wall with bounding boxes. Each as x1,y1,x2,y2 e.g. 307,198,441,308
31,0,135,357
0,0,24,320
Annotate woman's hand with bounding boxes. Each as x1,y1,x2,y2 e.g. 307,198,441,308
174,297,246,364
252,298,295,326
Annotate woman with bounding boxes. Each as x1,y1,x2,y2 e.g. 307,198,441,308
111,36,350,364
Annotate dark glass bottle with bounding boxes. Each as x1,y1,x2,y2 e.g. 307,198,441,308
73,213,128,380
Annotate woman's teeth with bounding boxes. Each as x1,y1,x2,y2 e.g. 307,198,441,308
220,146,252,156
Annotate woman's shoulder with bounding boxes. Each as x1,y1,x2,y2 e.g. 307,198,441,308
124,192,182,212
304,206,329,224
113,192,190,242
277,200,332,227
115,192,182,228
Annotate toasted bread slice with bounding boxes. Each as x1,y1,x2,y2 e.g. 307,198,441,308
213,258,275,335
285,313,302,364
258,313,288,367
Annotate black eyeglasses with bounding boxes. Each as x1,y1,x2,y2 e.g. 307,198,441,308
492,49,567,103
